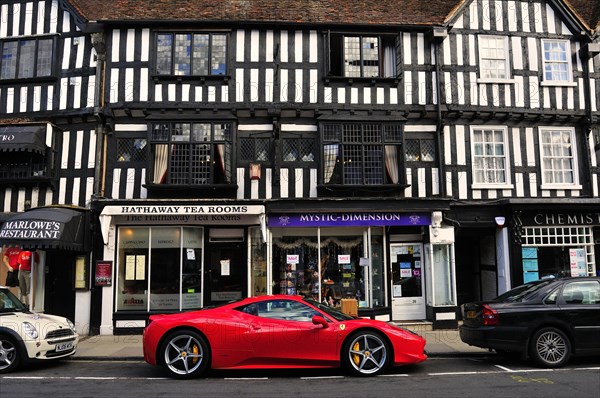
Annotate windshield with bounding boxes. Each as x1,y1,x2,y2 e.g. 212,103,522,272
0,289,28,312
303,298,354,321
494,280,553,302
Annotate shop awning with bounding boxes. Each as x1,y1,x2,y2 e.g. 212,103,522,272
0,125,49,154
0,206,89,251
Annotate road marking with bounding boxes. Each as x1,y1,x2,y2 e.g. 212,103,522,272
3,376,170,381
300,376,345,380
224,377,269,380
379,374,410,377
495,365,515,372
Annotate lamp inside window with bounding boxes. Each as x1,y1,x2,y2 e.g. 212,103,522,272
249,163,261,180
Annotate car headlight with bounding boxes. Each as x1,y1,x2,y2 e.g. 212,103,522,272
67,319,75,330
22,322,39,339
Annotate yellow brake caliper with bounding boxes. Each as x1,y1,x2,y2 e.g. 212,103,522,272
352,342,361,365
191,344,199,364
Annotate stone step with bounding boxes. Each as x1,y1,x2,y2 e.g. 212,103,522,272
391,321,434,332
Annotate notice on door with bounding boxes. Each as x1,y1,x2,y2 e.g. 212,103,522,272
221,259,231,276
569,249,587,277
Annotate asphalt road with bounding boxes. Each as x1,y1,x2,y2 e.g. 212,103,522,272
1,355,598,398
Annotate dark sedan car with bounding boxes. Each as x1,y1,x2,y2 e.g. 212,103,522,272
459,277,600,368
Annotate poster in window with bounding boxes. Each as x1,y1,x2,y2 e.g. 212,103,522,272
95,261,113,286
221,259,230,276
75,256,87,289
125,255,136,280
569,248,587,277
186,248,196,260
136,255,146,280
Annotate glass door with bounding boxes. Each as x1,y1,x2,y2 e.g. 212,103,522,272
390,243,426,320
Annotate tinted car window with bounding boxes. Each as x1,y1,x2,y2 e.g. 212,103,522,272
562,281,600,305
238,300,320,322
494,279,553,302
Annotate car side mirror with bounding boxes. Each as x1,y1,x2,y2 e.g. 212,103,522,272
312,315,329,328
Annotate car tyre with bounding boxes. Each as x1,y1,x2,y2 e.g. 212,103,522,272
529,327,571,368
0,335,20,374
342,331,390,376
160,330,210,379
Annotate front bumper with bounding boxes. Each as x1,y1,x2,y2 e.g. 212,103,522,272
22,335,79,361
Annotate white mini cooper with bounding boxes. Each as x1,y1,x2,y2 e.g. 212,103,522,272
0,286,79,373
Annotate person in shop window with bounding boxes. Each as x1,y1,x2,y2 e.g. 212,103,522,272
17,249,38,308
3,245,21,288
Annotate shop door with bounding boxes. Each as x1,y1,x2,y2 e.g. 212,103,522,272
206,242,247,304
390,243,426,320
44,252,76,322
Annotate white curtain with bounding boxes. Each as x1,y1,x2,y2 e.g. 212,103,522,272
323,144,339,183
216,143,226,181
384,44,396,78
384,145,399,184
153,144,169,183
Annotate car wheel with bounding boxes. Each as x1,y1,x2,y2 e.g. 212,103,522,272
0,335,20,374
160,330,210,379
530,327,571,368
342,331,390,376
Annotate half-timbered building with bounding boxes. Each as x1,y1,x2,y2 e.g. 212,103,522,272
1,0,598,335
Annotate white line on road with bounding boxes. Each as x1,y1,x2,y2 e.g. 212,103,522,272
224,377,269,380
494,365,515,372
300,376,345,380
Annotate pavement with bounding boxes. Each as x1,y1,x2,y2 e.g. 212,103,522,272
71,324,490,361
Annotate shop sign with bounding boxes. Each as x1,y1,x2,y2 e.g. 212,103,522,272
268,212,431,227
0,219,63,240
95,260,113,286
527,212,600,226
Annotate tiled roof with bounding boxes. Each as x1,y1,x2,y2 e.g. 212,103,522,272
565,0,600,32
67,0,463,26
67,0,599,33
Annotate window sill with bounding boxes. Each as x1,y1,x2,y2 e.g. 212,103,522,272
540,184,582,190
0,75,58,85
476,78,515,84
471,183,514,190
540,81,578,87
144,183,238,199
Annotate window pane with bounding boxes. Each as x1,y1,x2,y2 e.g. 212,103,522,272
1,42,17,79
344,36,361,77
362,37,379,77
421,139,435,161
36,39,53,76
18,40,36,78
156,34,173,75
192,123,211,141
211,34,227,75
192,34,209,75
174,34,191,75
405,139,420,161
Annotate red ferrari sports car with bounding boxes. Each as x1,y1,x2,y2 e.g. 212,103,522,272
143,295,427,378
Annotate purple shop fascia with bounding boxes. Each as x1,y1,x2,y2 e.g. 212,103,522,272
268,212,432,228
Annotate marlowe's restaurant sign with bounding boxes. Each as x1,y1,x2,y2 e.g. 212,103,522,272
268,212,432,227
0,219,63,239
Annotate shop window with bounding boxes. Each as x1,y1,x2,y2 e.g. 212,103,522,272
149,122,233,185
117,138,148,162
155,32,227,76
538,127,580,188
271,227,383,309
321,122,403,185
116,226,203,312
327,34,397,78
0,37,55,80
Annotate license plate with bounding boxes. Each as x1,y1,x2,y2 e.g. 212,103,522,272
55,342,73,352
466,310,477,319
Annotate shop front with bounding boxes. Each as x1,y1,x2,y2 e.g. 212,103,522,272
510,206,600,285
266,210,457,327
0,206,91,333
94,201,266,334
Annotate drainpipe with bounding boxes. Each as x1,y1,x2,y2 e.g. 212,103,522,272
432,27,447,198
91,32,107,200
581,41,600,195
